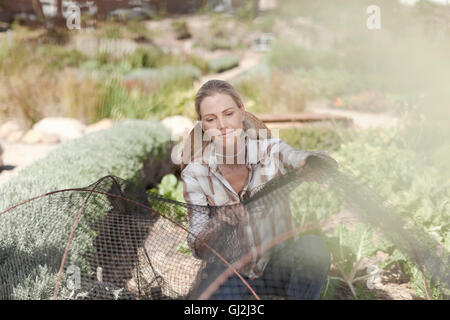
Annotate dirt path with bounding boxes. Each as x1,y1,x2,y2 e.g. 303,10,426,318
306,99,399,130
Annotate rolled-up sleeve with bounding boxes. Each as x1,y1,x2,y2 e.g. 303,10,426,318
180,169,209,259
272,139,338,170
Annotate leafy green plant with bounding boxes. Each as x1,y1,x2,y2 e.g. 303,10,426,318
280,127,348,152
290,181,343,230
150,174,184,203
294,67,358,99
325,223,378,299
207,54,239,73
234,69,307,114
334,126,450,299
148,174,186,224
267,39,318,71
171,21,191,40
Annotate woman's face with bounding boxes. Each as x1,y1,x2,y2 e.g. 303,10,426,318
199,93,245,146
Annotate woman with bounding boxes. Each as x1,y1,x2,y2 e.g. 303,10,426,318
181,79,337,300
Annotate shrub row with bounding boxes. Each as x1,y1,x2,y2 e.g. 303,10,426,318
0,120,171,299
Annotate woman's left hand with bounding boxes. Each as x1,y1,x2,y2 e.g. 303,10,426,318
297,153,338,183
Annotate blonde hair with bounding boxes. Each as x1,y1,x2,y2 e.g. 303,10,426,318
180,80,271,172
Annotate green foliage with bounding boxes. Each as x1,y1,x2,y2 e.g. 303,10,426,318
122,65,201,87
280,127,348,152
294,67,358,99
231,62,271,84
267,39,344,72
171,21,191,40
194,15,243,51
96,66,198,121
102,24,123,39
37,45,88,71
148,174,187,224
12,265,72,300
325,223,378,299
335,128,450,234
334,127,450,298
207,54,240,73
406,259,445,300
125,19,153,39
150,174,184,203
290,182,343,230
234,0,258,21
126,47,163,69
234,69,307,114
0,120,171,299
267,39,316,70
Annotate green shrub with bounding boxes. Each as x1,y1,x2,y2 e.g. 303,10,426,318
231,62,271,84
126,47,163,69
290,181,343,230
0,120,171,299
103,24,123,39
37,45,88,71
98,76,197,120
122,64,201,87
234,69,307,114
280,127,348,152
294,67,358,99
333,128,450,299
207,54,240,73
148,174,186,223
267,39,318,70
171,21,191,40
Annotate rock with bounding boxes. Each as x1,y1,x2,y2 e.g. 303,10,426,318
0,120,25,143
6,131,25,143
161,116,194,142
85,118,114,134
41,133,61,144
33,117,86,142
21,129,60,144
21,129,45,144
0,142,3,169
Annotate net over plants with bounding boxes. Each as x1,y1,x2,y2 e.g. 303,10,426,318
0,155,448,300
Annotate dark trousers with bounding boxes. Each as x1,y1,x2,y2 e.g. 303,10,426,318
190,234,331,300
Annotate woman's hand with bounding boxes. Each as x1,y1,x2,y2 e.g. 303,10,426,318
215,203,247,226
297,153,339,183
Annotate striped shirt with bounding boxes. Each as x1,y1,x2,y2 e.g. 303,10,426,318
181,134,333,280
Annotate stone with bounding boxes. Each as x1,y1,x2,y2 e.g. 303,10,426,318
33,117,86,142
41,133,61,144
85,118,114,134
161,116,194,142
21,129,45,144
6,131,25,143
0,141,3,169
0,120,25,143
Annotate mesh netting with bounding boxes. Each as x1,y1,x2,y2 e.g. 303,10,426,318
0,155,448,300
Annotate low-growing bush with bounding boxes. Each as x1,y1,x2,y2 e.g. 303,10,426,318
332,128,450,299
171,21,191,40
234,69,307,114
0,120,171,299
279,127,349,152
288,123,449,299
207,54,240,73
